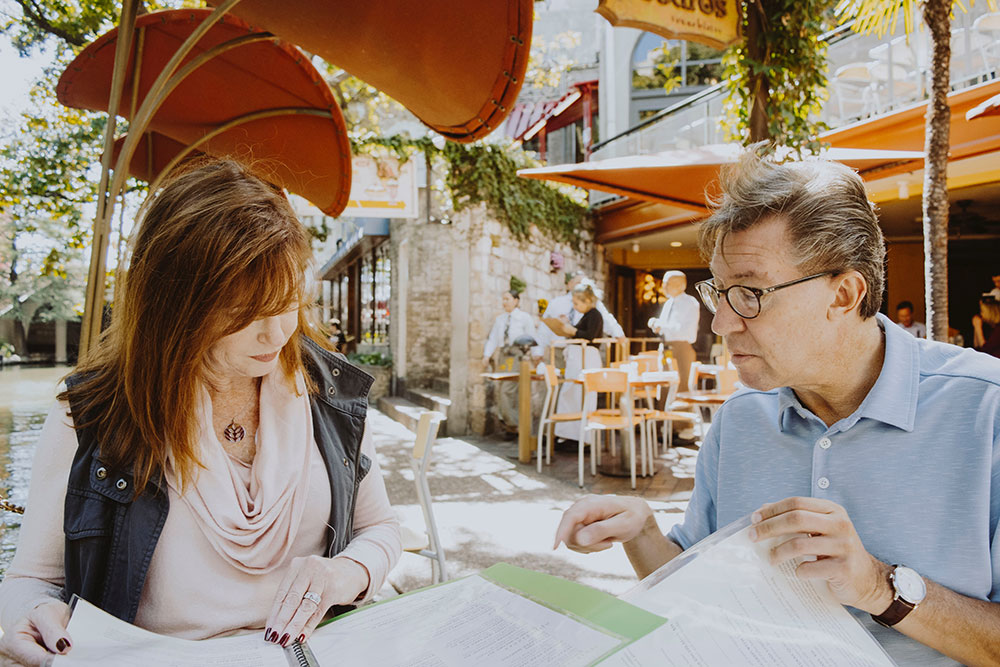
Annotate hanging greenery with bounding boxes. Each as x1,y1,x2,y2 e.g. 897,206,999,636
721,0,837,154
351,134,590,247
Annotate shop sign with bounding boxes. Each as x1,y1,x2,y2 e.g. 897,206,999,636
596,0,742,50
342,154,419,219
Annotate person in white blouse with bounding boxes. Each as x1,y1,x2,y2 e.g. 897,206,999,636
0,161,401,665
649,270,701,393
482,289,537,368
537,271,627,360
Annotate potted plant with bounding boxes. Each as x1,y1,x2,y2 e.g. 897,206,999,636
347,351,393,402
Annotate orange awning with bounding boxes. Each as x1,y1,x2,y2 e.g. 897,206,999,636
57,9,352,215
966,92,1000,121
517,144,924,209
209,0,533,142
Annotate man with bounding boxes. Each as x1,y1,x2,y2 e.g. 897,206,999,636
988,273,1000,301
649,270,701,392
554,151,1000,665
894,300,926,338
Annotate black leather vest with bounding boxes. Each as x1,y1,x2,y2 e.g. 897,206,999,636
61,337,373,623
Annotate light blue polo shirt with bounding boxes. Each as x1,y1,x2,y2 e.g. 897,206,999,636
668,313,1000,665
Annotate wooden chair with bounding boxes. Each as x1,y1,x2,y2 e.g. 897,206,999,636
640,375,699,463
536,364,583,473
579,369,646,489
399,411,448,584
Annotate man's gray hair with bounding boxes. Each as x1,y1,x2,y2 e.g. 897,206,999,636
698,148,885,319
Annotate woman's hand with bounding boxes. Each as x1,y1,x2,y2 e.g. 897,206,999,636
0,600,72,666
264,556,370,647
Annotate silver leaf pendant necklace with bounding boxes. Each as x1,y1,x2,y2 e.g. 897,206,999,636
223,380,260,443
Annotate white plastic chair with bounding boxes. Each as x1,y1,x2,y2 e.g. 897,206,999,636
399,411,448,584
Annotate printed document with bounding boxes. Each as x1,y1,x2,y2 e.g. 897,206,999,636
605,516,895,666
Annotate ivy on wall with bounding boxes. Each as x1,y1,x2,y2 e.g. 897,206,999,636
350,135,590,247
721,0,837,153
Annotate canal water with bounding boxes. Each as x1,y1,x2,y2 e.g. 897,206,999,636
0,365,69,579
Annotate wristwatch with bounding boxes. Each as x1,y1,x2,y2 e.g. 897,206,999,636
871,565,926,627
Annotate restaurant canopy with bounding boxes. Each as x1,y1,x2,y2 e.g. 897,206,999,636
58,9,352,215
62,0,531,353
517,144,925,210
208,0,532,142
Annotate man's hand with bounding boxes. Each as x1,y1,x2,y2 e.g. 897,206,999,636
750,497,892,614
554,495,654,553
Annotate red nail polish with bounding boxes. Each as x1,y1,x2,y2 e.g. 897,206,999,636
296,634,305,644
56,638,69,652
279,633,290,647
264,627,273,642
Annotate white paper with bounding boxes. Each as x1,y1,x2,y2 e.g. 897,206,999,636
308,575,622,667
611,518,895,666
53,598,289,667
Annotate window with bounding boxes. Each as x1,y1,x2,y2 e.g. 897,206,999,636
632,33,723,91
359,242,391,345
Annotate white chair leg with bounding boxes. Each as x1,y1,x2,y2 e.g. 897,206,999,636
591,432,598,476
537,420,546,473
547,424,553,464
578,423,586,487
628,427,637,490
639,424,647,478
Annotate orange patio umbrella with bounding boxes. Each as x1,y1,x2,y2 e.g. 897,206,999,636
58,9,352,216
517,144,925,210
209,0,533,142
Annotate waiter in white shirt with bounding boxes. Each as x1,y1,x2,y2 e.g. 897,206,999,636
483,288,537,368
650,270,701,393
483,285,537,429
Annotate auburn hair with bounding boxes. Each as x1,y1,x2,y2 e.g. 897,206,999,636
60,159,330,493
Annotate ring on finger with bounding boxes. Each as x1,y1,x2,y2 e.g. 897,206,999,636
302,591,322,605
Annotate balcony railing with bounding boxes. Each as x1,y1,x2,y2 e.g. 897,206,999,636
591,5,999,175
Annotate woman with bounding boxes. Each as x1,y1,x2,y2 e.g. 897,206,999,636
552,281,604,445
973,296,1000,358
0,161,400,664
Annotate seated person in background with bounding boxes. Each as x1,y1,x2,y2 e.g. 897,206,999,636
894,300,925,338
554,149,1000,665
0,160,401,666
482,282,536,370
973,296,1000,358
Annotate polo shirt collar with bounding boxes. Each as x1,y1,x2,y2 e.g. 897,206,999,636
777,312,919,433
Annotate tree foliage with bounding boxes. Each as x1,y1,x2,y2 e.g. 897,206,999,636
721,0,836,153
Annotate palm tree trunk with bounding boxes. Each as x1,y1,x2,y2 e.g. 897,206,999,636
922,0,951,342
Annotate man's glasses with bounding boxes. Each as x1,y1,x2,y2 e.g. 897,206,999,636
694,271,838,319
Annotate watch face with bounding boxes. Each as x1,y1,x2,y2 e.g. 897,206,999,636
892,566,927,604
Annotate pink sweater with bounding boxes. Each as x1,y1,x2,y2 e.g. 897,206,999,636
0,392,400,639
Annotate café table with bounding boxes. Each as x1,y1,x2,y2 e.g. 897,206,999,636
481,367,544,463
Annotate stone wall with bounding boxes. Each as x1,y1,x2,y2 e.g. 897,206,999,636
448,203,607,436
388,218,453,392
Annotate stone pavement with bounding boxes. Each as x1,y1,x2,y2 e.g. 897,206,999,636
371,408,700,598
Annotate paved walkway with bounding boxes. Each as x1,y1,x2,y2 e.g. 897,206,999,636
372,409,699,598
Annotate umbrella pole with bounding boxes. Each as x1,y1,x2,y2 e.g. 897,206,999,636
79,0,140,356
98,0,247,266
